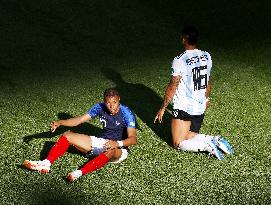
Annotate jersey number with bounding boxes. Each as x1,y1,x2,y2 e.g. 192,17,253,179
192,65,207,91
100,118,107,128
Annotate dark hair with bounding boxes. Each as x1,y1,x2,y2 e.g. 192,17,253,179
182,26,199,45
103,88,120,99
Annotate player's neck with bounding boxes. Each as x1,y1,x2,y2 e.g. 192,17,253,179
184,44,197,50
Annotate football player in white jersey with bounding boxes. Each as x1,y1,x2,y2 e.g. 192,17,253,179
154,26,233,160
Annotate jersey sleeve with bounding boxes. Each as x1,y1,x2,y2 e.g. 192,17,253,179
171,57,185,76
120,105,136,128
87,103,103,119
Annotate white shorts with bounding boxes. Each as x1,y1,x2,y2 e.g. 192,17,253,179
90,136,128,164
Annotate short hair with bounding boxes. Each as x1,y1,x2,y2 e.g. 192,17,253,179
103,88,120,99
182,26,199,45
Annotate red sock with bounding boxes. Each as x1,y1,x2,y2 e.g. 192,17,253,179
80,153,110,175
46,135,70,164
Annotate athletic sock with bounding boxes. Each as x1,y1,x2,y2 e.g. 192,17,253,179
46,135,70,165
194,134,212,143
178,137,206,152
80,153,110,175
41,159,51,167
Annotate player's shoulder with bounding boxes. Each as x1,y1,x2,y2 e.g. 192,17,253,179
120,104,134,115
91,102,106,109
87,102,105,118
174,51,187,60
120,104,136,127
198,49,211,57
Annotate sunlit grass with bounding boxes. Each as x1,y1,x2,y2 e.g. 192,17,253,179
1,55,270,204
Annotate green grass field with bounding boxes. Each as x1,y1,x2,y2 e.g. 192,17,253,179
0,0,270,204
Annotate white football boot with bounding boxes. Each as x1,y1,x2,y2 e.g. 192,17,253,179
23,159,51,173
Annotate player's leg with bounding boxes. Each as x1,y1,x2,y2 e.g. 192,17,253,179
173,111,222,159
44,130,92,164
172,110,231,159
185,115,224,159
67,137,126,182
105,146,123,162
181,134,224,160
195,134,234,155
108,148,128,164
64,131,92,153
176,123,207,153
173,119,219,157
190,115,233,155
186,114,212,147
23,132,70,173
171,118,192,149
177,112,208,152
23,131,92,173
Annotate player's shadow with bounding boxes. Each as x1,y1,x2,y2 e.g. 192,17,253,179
101,68,173,147
23,112,102,159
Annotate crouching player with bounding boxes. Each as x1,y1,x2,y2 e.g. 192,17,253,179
154,26,233,160
23,88,137,182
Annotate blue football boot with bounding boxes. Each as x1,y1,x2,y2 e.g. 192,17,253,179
206,139,224,160
214,135,234,155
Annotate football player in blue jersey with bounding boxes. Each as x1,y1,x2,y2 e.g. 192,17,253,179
23,88,137,182
154,26,234,160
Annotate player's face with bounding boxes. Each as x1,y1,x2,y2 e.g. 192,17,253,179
104,96,120,115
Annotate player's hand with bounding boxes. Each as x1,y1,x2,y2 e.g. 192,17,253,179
104,140,118,150
154,108,165,123
50,121,61,133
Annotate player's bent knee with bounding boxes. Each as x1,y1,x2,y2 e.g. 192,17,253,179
105,148,120,159
63,131,75,142
64,130,72,136
104,148,116,159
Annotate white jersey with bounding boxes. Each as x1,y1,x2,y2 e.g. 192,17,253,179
171,49,212,115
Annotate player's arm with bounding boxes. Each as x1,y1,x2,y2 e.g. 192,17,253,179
51,114,91,132
122,127,137,147
106,127,136,149
154,75,181,123
161,75,181,109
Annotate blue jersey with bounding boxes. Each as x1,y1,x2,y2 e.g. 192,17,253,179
87,103,136,141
